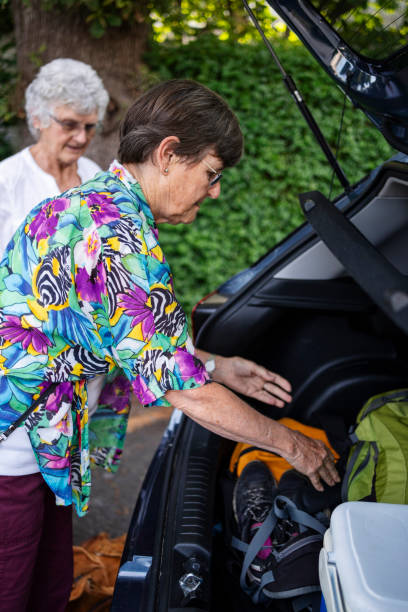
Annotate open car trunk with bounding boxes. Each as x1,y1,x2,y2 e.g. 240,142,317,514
112,156,408,611
113,5,408,611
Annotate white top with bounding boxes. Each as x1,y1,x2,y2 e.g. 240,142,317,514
0,146,101,255
0,147,103,475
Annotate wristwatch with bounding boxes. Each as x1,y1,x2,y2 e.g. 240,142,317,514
205,355,216,374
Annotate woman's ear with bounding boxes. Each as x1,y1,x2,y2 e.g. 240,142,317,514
31,115,43,132
155,135,180,175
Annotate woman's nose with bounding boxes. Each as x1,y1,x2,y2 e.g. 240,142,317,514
72,128,89,144
208,181,221,199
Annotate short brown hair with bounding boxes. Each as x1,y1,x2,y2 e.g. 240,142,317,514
118,79,243,168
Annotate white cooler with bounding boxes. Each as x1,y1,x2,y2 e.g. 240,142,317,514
319,501,408,612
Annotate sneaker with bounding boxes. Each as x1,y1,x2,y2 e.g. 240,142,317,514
232,460,276,545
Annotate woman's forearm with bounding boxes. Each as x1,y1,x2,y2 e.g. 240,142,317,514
165,382,340,490
165,382,293,457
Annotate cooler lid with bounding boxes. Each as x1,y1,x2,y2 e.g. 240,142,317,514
330,502,408,611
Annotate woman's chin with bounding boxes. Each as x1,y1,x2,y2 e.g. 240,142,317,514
159,203,201,226
185,206,200,224
62,147,85,163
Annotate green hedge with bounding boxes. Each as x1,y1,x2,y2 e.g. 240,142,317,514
145,35,393,317
0,34,394,320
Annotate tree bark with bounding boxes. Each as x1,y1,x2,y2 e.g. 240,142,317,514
10,0,150,168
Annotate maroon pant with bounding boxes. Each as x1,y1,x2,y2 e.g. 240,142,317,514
0,472,73,612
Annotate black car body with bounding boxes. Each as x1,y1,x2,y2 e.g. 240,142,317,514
112,2,408,610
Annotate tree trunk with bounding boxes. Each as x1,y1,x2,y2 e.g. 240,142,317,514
10,0,150,169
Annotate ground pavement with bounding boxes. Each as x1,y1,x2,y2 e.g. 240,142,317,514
73,400,173,543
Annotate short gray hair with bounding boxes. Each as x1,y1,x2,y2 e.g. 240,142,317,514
119,79,243,169
25,58,109,139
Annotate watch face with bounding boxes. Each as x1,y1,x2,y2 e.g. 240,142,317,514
205,358,216,373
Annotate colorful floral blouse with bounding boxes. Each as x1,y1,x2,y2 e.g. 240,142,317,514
0,161,209,516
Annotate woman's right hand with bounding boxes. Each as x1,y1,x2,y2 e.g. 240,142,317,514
166,382,341,492
284,429,340,491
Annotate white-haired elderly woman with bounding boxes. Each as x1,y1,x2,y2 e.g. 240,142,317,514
0,58,109,254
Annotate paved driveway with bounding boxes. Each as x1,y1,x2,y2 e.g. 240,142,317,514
73,401,173,544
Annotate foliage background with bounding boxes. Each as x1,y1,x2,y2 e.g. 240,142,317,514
144,35,393,314
0,6,395,316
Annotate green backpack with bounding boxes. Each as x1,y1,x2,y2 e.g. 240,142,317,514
342,388,408,504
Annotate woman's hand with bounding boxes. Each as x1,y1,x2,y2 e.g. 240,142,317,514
209,355,292,408
284,429,340,491
166,382,339,491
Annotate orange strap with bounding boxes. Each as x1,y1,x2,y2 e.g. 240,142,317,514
229,417,339,483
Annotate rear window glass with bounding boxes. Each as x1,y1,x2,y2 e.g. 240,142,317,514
308,0,408,60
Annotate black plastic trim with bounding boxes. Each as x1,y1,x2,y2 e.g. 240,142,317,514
300,190,408,334
156,420,222,611
249,278,372,312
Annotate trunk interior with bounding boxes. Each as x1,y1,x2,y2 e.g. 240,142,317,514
117,161,408,612
173,303,408,610
162,163,408,611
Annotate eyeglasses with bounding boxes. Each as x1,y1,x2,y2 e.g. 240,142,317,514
49,114,98,135
202,159,223,186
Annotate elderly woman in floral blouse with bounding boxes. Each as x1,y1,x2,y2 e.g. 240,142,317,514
0,79,339,611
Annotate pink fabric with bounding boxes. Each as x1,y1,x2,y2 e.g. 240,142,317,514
0,473,73,612
252,522,273,560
